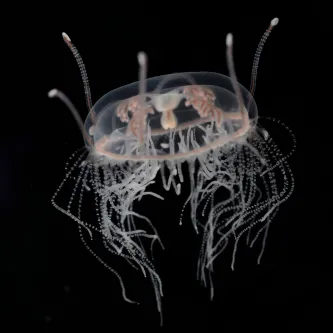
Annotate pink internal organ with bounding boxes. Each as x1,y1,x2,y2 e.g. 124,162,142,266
116,96,154,142
183,86,223,126
183,85,216,102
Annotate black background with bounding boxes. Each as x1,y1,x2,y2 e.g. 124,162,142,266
2,14,330,331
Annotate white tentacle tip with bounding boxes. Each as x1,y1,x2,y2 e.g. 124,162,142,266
271,18,279,26
226,33,233,47
62,32,71,42
137,52,147,67
48,89,58,98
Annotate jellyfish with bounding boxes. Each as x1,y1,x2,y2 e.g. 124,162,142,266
48,17,295,325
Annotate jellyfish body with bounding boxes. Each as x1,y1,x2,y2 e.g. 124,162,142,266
49,18,294,325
